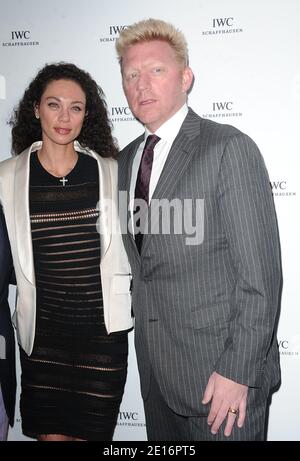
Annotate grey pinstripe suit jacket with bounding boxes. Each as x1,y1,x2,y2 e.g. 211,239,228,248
118,108,281,416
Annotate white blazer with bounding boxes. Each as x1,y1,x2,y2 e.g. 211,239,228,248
0,141,133,355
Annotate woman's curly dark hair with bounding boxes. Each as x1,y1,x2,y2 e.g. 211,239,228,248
10,62,117,157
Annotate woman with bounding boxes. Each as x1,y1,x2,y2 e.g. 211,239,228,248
0,63,133,441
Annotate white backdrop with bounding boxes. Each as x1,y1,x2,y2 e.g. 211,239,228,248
0,0,299,441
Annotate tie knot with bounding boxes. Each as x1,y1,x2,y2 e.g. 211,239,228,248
144,134,160,152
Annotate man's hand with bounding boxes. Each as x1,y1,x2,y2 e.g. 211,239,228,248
202,371,248,437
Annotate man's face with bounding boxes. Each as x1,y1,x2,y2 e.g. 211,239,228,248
121,40,193,132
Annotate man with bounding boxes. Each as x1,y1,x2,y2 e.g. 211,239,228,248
116,18,281,441
0,207,16,440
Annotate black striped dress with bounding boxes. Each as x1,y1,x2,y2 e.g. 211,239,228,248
19,151,128,441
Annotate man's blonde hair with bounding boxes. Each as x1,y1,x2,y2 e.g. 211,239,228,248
116,18,189,68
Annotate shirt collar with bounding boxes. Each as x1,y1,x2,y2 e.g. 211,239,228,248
145,104,188,142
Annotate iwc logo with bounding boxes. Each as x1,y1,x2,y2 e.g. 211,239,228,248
2,30,39,47
270,181,296,197
117,410,146,428
109,106,136,123
202,101,242,119
99,25,127,44
202,17,243,36
278,337,300,357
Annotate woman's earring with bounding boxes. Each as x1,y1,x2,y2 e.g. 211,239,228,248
35,114,40,119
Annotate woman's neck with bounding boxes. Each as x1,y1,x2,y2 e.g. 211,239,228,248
37,142,78,178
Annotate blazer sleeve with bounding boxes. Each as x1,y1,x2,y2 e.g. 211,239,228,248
214,133,282,388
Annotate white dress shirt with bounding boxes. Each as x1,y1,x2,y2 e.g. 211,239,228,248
129,104,188,229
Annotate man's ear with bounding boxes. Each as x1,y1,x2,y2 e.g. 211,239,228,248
182,66,194,93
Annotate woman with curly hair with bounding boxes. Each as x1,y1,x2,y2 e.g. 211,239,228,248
0,62,133,441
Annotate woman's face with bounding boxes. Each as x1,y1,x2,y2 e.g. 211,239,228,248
35,79,86,148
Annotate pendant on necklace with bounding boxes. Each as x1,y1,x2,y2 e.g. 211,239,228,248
59,177,68,186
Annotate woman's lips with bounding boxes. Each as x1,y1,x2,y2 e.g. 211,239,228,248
54,127,72,135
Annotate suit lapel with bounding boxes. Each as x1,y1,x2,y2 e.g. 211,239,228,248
123,135,144,195
14,143,41,285
142,109,201,254
120,136,144,258
74,141,112,259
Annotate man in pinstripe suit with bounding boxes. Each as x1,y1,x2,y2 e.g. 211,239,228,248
116,18,281,441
